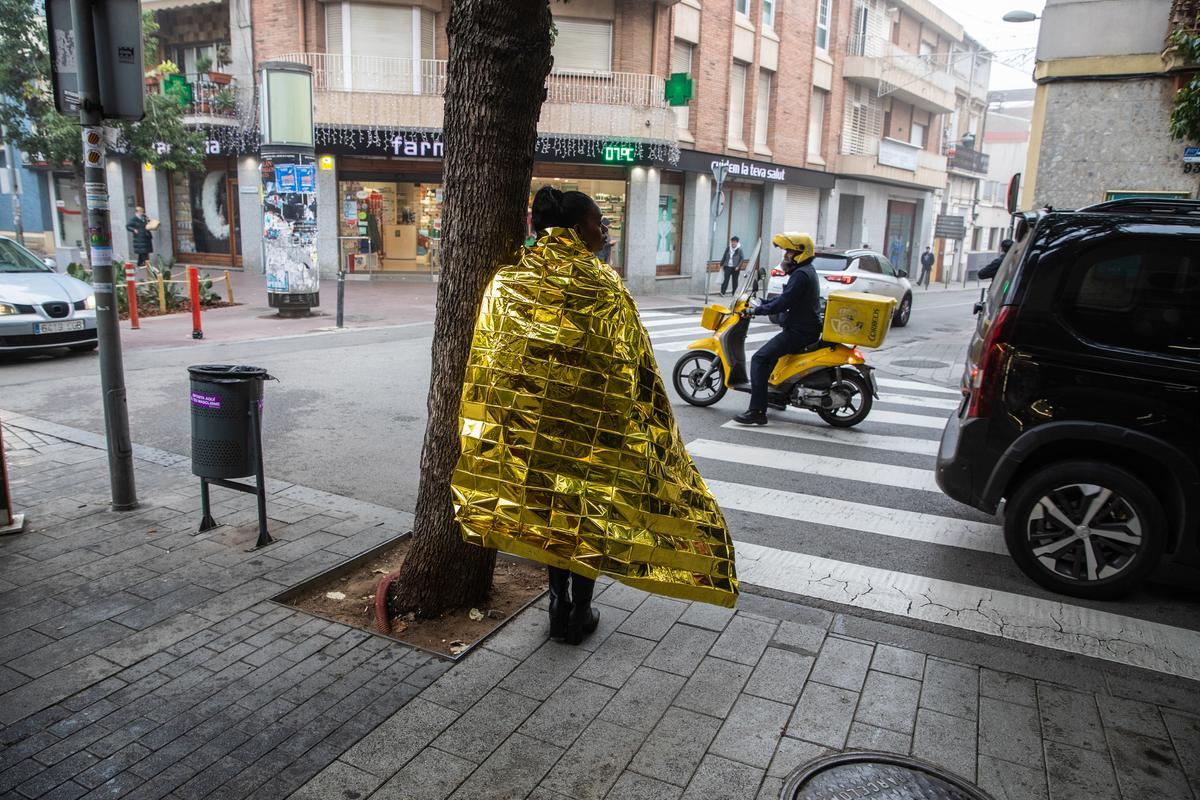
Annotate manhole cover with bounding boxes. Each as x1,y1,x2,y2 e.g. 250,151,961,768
890,359,950,369
781,752,994,800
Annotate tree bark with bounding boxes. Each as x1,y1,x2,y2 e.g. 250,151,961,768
391,0,553,616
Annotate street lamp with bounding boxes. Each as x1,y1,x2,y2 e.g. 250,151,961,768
1001,10,1039,22
260,60,319,317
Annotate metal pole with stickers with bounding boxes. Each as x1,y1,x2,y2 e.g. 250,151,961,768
46,0,144,510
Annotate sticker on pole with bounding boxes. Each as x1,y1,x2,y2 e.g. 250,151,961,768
190,392,222,410
90,246,113,267
82,129,105,168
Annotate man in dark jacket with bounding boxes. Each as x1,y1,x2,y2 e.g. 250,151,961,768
734,232,821,426
126,206,153,266
718,236,745,295
918,246,935,288
978,238,1013,281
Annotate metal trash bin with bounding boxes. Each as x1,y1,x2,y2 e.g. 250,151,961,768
188,365,270,479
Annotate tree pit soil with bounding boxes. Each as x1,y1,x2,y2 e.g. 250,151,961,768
285,537,547,657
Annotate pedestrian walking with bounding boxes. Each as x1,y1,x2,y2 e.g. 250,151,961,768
918,246,935,288
718,236,745,295
125,206,155,267
453,186,737,647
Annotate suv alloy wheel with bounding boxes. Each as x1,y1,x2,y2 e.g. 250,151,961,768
1004,461,1165,599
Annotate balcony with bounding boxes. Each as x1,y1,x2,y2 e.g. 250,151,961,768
945,145,989,175
843,36,956,114
276,53,677,143
152,73,247,127
837,137,947,190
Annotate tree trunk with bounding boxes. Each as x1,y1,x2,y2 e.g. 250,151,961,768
391,0,553,617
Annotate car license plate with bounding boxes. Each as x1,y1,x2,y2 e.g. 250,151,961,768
35,319,85,335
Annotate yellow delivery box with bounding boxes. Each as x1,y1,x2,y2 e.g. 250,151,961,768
821,292,897,349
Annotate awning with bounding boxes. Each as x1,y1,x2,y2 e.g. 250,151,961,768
140,0,222,11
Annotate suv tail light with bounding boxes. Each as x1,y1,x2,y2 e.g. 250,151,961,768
824,275,857,284
965,305,1014,419
770,267,786,277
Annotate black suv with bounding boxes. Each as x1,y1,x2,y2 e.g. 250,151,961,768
936,198,1200,599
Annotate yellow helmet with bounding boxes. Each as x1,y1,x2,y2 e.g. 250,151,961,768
772,232,815,263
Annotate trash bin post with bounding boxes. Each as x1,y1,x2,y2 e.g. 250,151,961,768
248,395,272,548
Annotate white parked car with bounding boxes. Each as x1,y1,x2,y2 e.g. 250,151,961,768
767,248,914,327
0,237,98,355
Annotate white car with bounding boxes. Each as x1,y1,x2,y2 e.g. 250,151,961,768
0,237,98,354
767,248,914,327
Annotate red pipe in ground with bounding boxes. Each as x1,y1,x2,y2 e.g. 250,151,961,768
124,262,140,330
187,265,203,340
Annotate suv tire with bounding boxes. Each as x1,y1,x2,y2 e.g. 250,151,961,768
1004,461,1164,600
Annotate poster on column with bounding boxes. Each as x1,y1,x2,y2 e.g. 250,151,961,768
262,154,319,299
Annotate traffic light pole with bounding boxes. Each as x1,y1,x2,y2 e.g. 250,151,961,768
70,0,138,511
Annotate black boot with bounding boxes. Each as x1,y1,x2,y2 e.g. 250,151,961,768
565,575,600,646
547,567,572,641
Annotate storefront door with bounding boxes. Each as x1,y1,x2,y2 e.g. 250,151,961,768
170,159,244,268
884,200,917,274
709,186,763,270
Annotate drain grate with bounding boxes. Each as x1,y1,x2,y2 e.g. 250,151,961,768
890,359,950,369
781,752,995,800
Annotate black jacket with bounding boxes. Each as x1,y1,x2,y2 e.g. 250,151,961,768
756,261,821,340
978,255,1002,280
126,215,153,255
920,251,935,269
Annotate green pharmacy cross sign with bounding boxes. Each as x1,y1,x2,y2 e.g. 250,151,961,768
665,72,694,107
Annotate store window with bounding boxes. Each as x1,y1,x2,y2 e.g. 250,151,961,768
754,70,773,149
171,165,242,264
52,174,83,249
551,18,613,74
816,0,832,50
656,175,685,276
529,176,627,274
728,62,748,145
710,186,763,268
338,179,443,273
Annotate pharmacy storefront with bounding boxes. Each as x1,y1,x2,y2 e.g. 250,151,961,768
314,129,683,293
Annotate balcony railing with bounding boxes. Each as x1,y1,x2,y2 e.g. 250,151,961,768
276,52,668,109
152,73,243,120
847,35,951,73
945,146,990,174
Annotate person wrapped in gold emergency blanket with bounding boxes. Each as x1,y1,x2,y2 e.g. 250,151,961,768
452,186,737,646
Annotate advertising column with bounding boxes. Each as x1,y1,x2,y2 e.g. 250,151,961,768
260,61,319,316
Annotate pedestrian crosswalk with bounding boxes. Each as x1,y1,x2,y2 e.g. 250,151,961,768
644,315,1200,681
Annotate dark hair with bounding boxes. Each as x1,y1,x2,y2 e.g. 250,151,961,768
531,186,595,232
730,236,740,242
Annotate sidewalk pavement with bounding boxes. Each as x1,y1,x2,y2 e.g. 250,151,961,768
3,415,1198,800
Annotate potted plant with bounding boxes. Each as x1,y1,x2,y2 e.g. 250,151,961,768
144,59,178,90
207,43,233,86
213,88,236,116
195,54,213,76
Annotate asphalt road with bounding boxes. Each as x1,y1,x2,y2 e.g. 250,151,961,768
3,285,1198,652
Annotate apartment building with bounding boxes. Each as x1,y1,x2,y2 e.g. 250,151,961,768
100,0,991,293
939,34,991,282
975,88,1033,267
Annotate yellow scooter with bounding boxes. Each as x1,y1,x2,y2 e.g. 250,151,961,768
671,271,889,427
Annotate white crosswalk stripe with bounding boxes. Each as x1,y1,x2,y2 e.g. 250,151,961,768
873,393,960,411
876,377,961,396
690,439,941,493
718,420,940,456
782,406,949,430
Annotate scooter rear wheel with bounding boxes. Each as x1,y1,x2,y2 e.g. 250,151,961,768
672,352,728,407
816,371,872,427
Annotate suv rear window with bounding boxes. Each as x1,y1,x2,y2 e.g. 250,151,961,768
981,229,1029,320
812,255,850,271
1058,239,1200,359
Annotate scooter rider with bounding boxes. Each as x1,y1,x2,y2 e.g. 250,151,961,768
734,232,822,426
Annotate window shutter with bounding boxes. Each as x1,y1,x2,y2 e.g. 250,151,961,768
728,62,747,143
784,187,820,235
671,40,692,132
808,89,826,157
552,18,613,74
421,9,435,59
325,4,343,54
754,70,772,146
351,5,414,61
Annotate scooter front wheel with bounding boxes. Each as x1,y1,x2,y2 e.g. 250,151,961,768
817,371,873,427
672,352,728,407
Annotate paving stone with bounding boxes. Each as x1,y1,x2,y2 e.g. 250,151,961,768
0,655,123,725
642,625,719,678
1107,728,1192,800
979,695,1043,768
709,694,793,770
540,717,645,800
678,603,735,633
680,754,764,800
75,743,152,789
629,707,722,787
572,605,631,654
575,632,656,688
765,737,831,779
854,670,920,735
0,629,57,664
605,771,684,800
431,688,541,764
869,644,925,681
617,596,688,641
1095,693,1169,740
498,640,593,704
478,605,550,661
1162,710,1200,792
980,669,1037,708
371,747,476,800
975,755,1048,800
1037,684,1105,752
40,780,88,800
743,647,812,706
14,749,100,797
912,708,976,783
448,732,564,800
95,614,214,668
920,658,979,721
809,636,873,692
518,677,616,747
340,698,459,777
424,647,521,711
601,666,687,733
593,581,648,611
672,657,752,720
282,759,385,800
786,681,858,750
846,721,912,753
1044,741,1119,800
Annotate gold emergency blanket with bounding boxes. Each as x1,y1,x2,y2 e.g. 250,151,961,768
452,228,737,607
